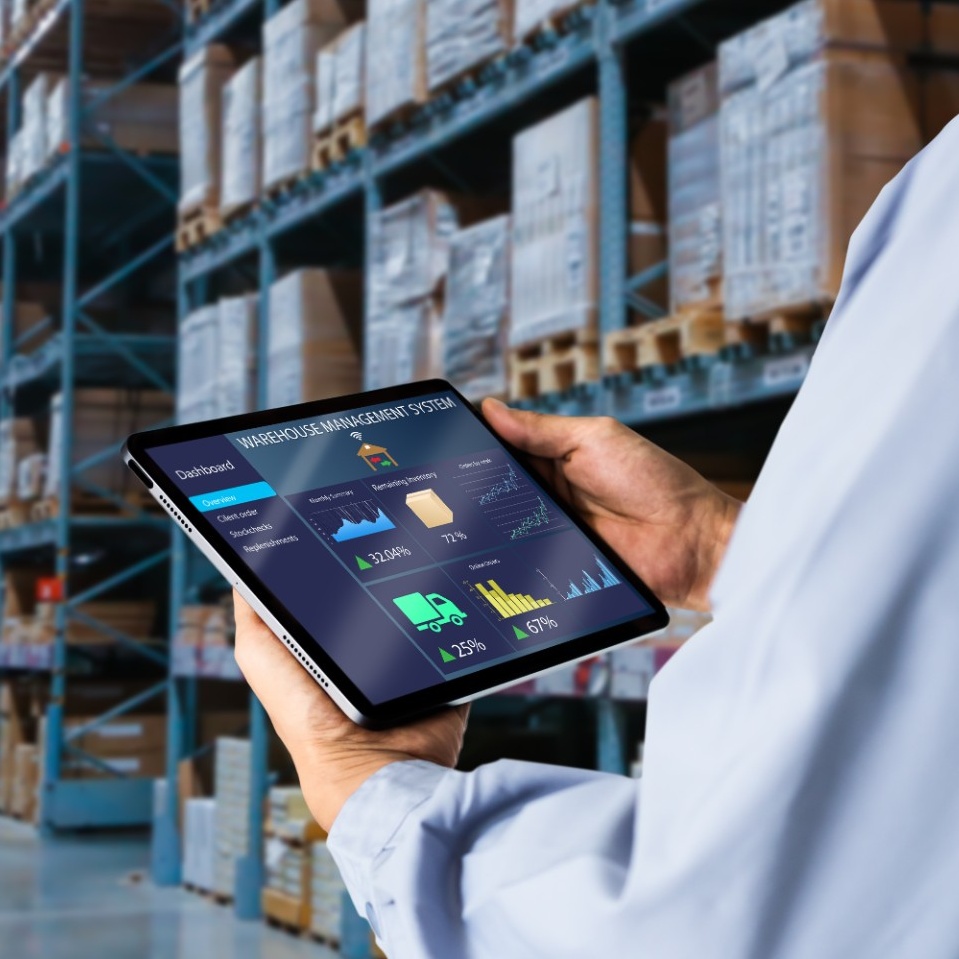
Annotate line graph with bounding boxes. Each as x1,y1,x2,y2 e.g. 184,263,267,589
564,556,621,599
478,464,521,504
310,499,396,544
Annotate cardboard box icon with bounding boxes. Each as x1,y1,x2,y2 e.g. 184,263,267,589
405,489,454,528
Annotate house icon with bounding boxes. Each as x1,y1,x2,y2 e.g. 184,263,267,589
358,442,398,472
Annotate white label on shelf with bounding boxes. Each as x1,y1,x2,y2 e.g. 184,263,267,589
763,354,809,388
643,385,682,414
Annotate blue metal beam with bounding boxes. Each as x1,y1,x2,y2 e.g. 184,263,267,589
87,128,179,206
65,608,170,667
83,40,185,118
68,548,171,607
76,233,172,310
64,679,168,742
75,311,174,391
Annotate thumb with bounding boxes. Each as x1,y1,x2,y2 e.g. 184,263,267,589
481,397,582,460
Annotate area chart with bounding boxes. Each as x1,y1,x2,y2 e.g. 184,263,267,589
310,499,396,543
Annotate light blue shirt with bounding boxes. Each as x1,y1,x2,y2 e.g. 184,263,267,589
328,116,959,958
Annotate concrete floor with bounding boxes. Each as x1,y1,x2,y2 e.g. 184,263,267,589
0,817,339,959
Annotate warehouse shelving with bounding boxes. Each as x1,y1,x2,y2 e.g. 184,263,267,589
156,0,828,936
0,0,181,829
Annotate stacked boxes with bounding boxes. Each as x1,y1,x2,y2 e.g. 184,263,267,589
667,63,722,313
220,58,262,218
426,0,511,93
310,839,347,942
0,682,35,813
183,798,218,891
510,98,599,347
444,215,510,400
718,0,924,320
262,0,360,192
178,45,235,216
0,418,41,512
56,713,166,778
1,568,44,646
365,0,426,129
178,296,257,425
213,737,252,899
266,269,362,407
46,81,178,160
21,74,59,184
11,743,39,820
365,190,461,389
314,22,366,134
44,389,174,501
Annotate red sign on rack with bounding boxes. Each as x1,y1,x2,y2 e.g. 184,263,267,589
36,577,63,602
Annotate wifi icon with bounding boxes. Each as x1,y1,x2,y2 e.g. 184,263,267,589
350,431,363,441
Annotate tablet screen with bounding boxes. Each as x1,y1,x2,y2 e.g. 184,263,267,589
143,387,658,707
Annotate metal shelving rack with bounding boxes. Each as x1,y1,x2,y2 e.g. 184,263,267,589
0,0,181,828
157,0,816,932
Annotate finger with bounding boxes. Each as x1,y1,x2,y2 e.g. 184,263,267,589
481,398,583,460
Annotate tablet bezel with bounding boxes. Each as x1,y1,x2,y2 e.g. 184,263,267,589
125,379,670,726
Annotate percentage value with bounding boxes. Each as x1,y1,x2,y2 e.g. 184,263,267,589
451,638,487,658
525,616,558,634
367,545,412,564
441,530,468,544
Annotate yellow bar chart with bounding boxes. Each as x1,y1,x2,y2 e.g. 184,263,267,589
474,579,554,620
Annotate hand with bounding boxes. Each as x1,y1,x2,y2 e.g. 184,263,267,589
233,591,469,832
482,399,741,612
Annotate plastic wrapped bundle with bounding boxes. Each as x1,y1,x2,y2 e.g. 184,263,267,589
510,98,599,346
364,300,442,390
21,74,57,183
443,215,510,400
216,294,258,417
365,0,426,129
667,63,721,313
313,22,365,133
266,269,362,407
221,58,262,216
262,0,360,190
177,306,220,425
426,0,509,93
178,45,235,214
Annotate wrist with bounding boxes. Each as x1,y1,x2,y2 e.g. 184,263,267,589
691,491,741,612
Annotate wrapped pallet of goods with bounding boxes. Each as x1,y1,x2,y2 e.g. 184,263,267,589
46,80,178,160
365,0,426,131
443,215,510,401
426,0,511,93
262,0,361,194
5,127,25,201
177,44,235,249
213,737,252,900
365,190,461,390
20,73,59,184
1,568,45,647
310,836,348,945
43,388,174,510
312,21,366,169
182,798,217,892
178,297,257,425
266,269,362,407
509,98,599,399
0,682,36,814
718,0,928,327
0,418,41,523
220,57,262,220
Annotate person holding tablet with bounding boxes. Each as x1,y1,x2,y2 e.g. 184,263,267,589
234,117,959,957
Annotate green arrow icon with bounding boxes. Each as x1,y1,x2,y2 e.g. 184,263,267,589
513,625,529,640
355,555,372,571
439,647,455,663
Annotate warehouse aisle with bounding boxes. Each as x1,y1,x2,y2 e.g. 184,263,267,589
0,818,338,959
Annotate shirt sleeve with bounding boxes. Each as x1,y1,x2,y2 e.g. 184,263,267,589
328,758,641,958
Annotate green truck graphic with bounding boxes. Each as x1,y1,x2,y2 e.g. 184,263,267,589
392,592,467,633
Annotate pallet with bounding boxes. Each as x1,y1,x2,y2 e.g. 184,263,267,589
428,52,509,107
603,311,726,375
518,0,595,47
308,931,341,950
176,205,222,252
723,311,827,357
220,199,257,229
509,329,599,400
311,114,366,171
262,170,311,201
264,914,303,937
367,97,426,138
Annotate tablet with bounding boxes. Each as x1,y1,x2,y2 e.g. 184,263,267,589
124,380,668,726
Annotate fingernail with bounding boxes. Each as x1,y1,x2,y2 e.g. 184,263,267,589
484,397,507,410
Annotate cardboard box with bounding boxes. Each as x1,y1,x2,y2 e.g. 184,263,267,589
32,599,158,646
0,418,40,507
426,0,511,93
16,453,46,502
44,388,173,501
510,98,599,346
443,215,510,401
178,44,235,214
267,269,362,406
11,743,39,821
310,839,346,941
668,63,722,313
314,22,366,132
405,488,454,528
0,682,36,813
47,80,178,160
220,58,262,217
719,49,921,320
262,0,362,190
365,298,443,390
365,0,427,129
183,797,218,891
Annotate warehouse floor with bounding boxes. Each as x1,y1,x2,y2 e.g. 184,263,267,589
0,818,338,959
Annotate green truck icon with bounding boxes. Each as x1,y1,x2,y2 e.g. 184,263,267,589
392,592,467,633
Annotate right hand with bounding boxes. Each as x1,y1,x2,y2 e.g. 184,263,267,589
482,399,741,612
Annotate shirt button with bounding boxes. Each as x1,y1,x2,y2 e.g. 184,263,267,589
365,901,381,938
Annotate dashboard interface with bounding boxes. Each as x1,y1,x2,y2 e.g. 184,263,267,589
144,390,656,705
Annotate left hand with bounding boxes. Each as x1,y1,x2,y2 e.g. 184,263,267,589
233,591,469,832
